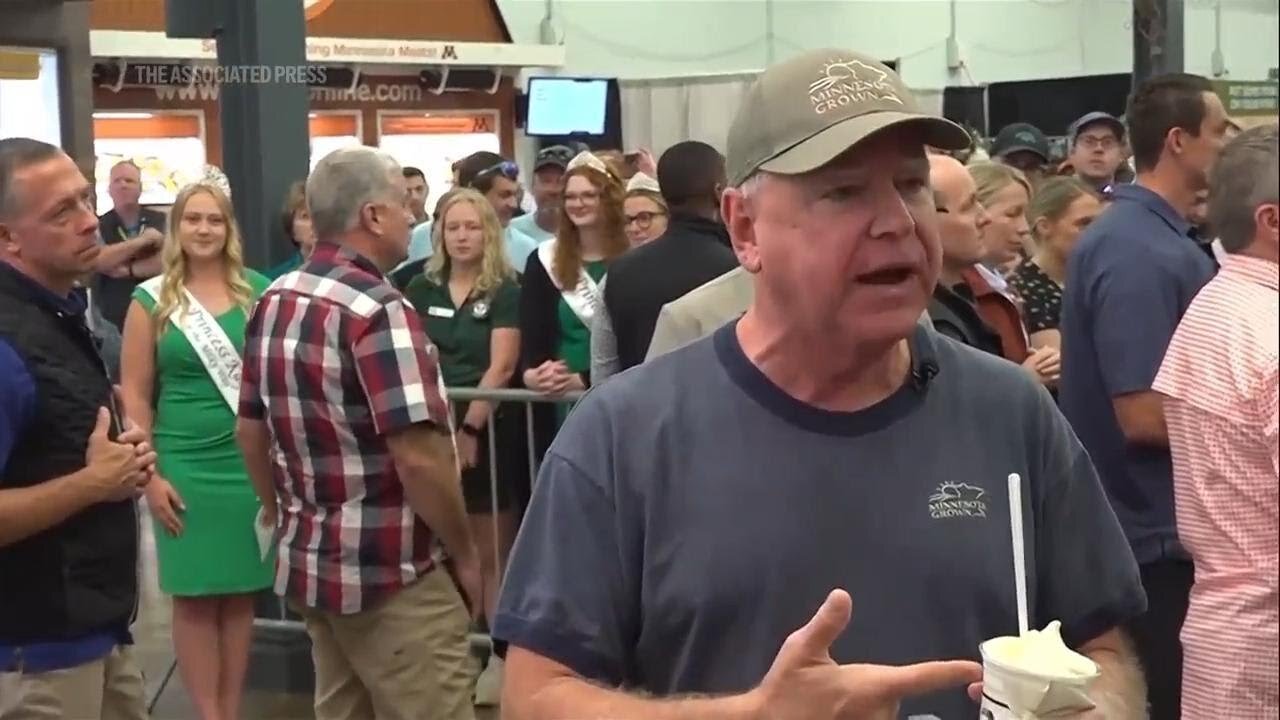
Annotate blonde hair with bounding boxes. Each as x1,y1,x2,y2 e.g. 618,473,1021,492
624,188,668,213
1027,176,1099,243
425,188,515,296
153,183,253,333
968,161,1032,207
553,165,628,290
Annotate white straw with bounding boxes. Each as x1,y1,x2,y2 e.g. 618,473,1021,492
1008,472,1029,636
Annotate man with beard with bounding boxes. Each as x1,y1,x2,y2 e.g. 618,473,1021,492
1059,72,1230,720
510,145,574,244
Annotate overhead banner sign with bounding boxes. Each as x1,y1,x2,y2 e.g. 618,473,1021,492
1213,80,1278,117
90,31,565,69
0,50,40,80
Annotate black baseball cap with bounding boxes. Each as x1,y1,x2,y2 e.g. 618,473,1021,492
990,123,1051,163
533,145,574,171
1067,111,1126,146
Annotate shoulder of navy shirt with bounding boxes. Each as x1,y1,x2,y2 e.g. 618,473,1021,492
1093,183,1192,243
0,262,126,672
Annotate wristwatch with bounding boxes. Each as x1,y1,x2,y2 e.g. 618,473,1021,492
460,423,482,438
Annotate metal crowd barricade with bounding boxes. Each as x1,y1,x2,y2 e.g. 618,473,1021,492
249,387,586,653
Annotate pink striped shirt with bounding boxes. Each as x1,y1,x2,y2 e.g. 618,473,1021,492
1153,254,1279,719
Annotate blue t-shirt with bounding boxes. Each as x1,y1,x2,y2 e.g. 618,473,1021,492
0,338,35,475
509,212,556,244
494,322,1145,718
403,220,434,267
1058,183,1216,565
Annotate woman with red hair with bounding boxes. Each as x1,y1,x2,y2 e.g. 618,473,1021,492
518,151,628,448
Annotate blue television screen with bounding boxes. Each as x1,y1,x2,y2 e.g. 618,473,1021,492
525,77,608,136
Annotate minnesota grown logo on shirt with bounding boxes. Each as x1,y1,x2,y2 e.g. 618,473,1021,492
928,482,989,519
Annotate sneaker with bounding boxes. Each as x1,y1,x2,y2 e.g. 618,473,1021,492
474,655,503,706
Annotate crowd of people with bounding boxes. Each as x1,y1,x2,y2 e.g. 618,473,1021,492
0,42,1275,720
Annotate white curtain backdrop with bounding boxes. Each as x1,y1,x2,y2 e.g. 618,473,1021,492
619,73,759,157
620,74,946,158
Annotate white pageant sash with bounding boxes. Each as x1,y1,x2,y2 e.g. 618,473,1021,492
137,277,243,412
536,240,600,327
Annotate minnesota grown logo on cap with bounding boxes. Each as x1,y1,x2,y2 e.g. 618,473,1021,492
724,47,968,185
808,58,904,115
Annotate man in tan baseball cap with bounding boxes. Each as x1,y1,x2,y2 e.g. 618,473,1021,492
494,48,1145,720
646,49,970,358
725,49,969,185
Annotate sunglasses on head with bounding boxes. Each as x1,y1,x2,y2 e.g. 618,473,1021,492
475,161,520,182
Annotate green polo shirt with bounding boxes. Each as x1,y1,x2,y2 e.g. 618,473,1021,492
402,274,521,388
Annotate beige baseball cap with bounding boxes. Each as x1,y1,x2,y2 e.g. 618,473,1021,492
726,49,971,186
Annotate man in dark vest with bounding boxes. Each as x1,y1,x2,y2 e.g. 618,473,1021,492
598,141,740,377
92,160,167,331
0,138,157,719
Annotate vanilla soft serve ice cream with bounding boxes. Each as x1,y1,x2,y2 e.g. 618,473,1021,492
979,621,1100,719
983,621,1098,678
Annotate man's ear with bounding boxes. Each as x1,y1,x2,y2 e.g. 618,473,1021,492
0,223,16,255
358,202,379,236
722,188,761,273
1258,203,1280,242
1167,126,1190,158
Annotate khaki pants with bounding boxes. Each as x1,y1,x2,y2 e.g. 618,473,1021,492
0,645,147,720
294,568,476,720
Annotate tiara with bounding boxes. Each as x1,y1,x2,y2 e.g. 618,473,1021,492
626,172,660,194
198,164,232,199
566,151,610,176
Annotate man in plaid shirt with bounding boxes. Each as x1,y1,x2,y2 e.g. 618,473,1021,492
236,147,481,720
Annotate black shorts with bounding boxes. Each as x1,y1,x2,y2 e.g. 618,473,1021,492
455,402,530,515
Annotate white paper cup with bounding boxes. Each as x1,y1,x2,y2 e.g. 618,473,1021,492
978,638,1100,719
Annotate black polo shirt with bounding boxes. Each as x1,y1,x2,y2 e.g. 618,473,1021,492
602,214,739,371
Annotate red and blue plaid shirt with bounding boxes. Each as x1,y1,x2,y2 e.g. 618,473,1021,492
239,242,450,614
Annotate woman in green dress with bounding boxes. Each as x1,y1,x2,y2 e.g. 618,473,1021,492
119,182,272,720
519,151,629,457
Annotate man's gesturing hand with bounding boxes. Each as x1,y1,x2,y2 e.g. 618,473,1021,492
750,589,982,720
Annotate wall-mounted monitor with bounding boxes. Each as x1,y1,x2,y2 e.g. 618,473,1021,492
524,76,609,136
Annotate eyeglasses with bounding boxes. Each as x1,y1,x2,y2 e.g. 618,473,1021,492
474,161,519,183
564,190,600,204
1077,136,1119,151
625,210,666,229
